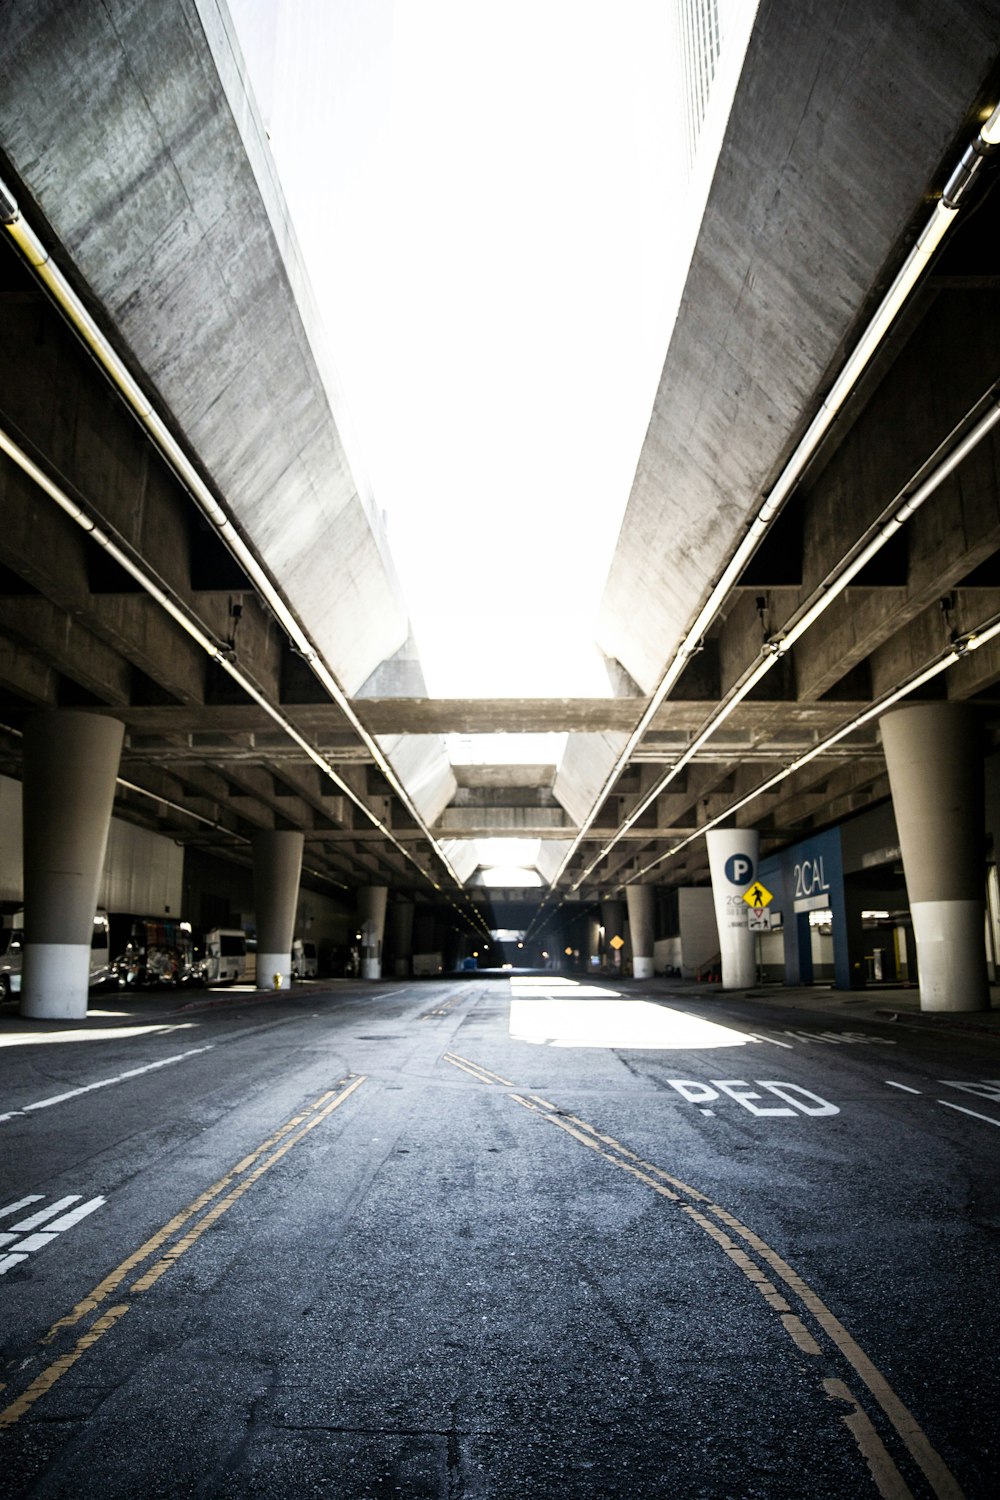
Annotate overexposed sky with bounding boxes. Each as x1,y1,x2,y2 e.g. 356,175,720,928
226,0,704,697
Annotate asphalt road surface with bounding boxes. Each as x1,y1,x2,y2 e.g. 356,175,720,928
1,974,998,1498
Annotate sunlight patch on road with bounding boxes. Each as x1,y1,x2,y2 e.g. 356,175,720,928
0,1023,200,1049
508,997,750,1050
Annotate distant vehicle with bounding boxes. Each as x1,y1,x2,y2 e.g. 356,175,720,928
113,917,198,989
291,939,318,979
90,910,113,990
0,920,22,999
1,910,113,997
204,928,250,984
413,952,444,976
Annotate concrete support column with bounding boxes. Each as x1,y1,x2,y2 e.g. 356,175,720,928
389,900,414,977
881,704,988,1012
706,828,760,990
626,885,655,979
358,886,388,979
21,710,125,1020
252,831,304,991
601,899,625,971
586,915,600,970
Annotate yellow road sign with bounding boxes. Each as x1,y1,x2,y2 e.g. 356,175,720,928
742,880,774,909
609,934,625,951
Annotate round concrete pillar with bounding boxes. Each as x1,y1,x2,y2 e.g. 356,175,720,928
706,828,759,990
601,899,625,970
21,710,125,1020
626,885,655,979
358,886,388,979
880,703,988,1012
586,914,600,969
389,900,414,977
252,831,304,991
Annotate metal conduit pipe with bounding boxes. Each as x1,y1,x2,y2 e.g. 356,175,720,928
548,101,1000,893
626,606,1000,884
0,420,437,889
528,605,1000,940
566,383,1000,893
0,179,462,892
1,715,249,845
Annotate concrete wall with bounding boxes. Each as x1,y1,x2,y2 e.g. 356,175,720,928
0,773,182,915
0,774,22,905
653,887,719,977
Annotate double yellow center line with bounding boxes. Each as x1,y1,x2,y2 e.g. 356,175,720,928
444,1053,963,1500
1,1074,366,1429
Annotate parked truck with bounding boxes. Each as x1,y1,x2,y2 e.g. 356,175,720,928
204,928,252,984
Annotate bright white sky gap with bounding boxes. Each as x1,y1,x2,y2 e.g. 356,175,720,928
226,1,756,707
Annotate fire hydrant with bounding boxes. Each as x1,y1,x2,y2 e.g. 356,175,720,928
272,971,283,991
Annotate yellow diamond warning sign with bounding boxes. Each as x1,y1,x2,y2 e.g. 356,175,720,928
742,880,773,910
609,934,625,951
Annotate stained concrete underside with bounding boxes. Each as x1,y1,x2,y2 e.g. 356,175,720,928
1,0,1000,945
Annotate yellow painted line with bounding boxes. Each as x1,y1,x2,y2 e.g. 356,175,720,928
130,1075,366,1294
526,1094,559,1112
499,1080,961,1500
702,1205,963,1500
1,1076,366,1430
824,1379,917,1500
1,1305,131,1430
781,1313,823,1356
42,1080,354,1343
443,1053,513,1087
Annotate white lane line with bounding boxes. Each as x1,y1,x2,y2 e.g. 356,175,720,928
44,1197,105,1232
0,1195,107,1272
886,1081,922,1094
0,1195,44,1221
0,1045,214,1125
745,1032,795,1049
5,1195,81,1232
938,1099,1000,1128
10,1231,59,1254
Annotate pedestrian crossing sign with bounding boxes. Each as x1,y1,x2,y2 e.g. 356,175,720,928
742,880,773,909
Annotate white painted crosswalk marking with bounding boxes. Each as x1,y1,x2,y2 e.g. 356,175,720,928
0,1194,44,1221
0,1193,106,1274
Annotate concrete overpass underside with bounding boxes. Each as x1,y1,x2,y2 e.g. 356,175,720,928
1,0,1000,951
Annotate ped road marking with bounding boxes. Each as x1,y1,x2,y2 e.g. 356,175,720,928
666,1078,839,1117
0,1074,366,1429
0,1046,215,1125
443,1052,962,1500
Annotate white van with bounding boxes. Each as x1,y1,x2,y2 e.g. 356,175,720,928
291,938,318,979
204,928,249,984
0,910,111,997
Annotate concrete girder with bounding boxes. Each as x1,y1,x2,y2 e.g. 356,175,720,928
0,0,410,696
0,597,132,706
0,636,58,706
867,590,1000,699
596,0,1000,697
436,808,570,835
